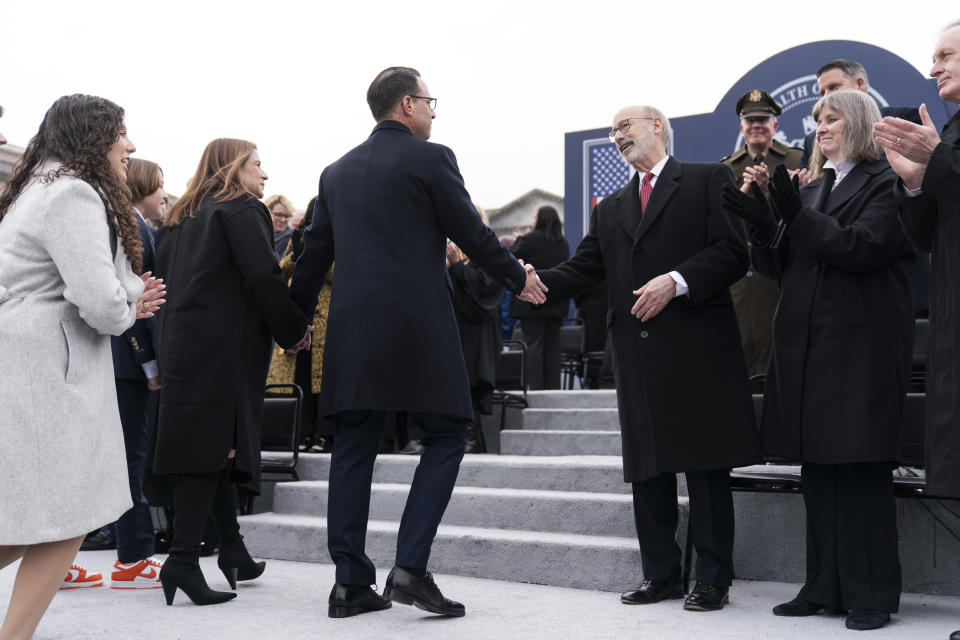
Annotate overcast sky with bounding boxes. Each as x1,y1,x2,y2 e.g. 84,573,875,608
1,2,956,210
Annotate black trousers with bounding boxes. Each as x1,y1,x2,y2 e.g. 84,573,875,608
170,464,240,560
798,462,901,612
114,378,155,564
327,410,467,585
521,316,562,390
631,468,734,587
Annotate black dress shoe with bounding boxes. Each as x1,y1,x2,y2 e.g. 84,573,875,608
80,529,116,551
845,609,890,630
949,630,960,640
328,584,392,618
772,596,823,616
683,582,729,611
620,578,684,604
383,567,465,617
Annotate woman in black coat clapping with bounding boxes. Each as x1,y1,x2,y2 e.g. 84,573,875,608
723,90,915,631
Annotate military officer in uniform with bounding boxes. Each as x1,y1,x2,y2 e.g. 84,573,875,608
721,90,802,387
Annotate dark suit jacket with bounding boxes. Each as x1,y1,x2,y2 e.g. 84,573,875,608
152,195,308,488
290,120,526,422
538,157,759,482
754,160,914,464
111,215,156,381
508,229,570,318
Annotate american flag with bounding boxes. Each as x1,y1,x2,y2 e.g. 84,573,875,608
585,140,631,229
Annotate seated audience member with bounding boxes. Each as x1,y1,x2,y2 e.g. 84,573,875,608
725,89,915,631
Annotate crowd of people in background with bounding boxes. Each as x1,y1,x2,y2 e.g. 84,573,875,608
2,17,960,639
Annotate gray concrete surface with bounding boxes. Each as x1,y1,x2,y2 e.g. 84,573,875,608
521,408,621,429
3,550,957,640
500,429,622,455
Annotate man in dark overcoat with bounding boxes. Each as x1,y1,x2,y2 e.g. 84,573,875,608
537,105,759,612
875,21,960,506
289,66,546,619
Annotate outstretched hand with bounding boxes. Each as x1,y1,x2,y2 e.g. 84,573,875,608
769,164,802,225
721,181,774,233
136,272,166,319
516,260,548,304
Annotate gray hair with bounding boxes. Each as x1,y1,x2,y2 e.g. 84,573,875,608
816,59,869,89
808,90,882,178
944,19,960,33
640,105,672,152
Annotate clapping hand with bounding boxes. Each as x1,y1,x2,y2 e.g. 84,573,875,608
873,104,940,190
136,272,166,319
722,181,774,233
517,260,548,304
285,325,314,353
741,163,770,196
768,164,802,225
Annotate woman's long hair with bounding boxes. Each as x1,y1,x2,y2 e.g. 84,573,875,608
808,90,883,179
534,205,563,242
165,138,257,227
0,94,142,272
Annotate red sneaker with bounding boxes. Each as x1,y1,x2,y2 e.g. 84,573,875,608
110,557,163,589
60,563,103,589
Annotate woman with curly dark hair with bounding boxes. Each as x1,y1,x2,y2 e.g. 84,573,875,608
0,94,165,638
150,138,310,606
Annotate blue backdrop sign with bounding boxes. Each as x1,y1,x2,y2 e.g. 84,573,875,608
564,39,958,249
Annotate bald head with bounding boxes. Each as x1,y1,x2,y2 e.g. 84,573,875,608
610,105,671,171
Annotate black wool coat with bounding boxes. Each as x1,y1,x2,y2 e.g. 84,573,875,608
289,121,526,422
754,160,915,465
151,195,308,488
539,158,759,482
897,109,960,496
508,229,570,318
449,260,503,413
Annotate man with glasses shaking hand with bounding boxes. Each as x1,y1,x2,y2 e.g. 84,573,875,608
536,105,759,612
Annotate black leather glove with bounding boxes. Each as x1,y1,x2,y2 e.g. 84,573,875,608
768,164,802,225
721,181,774,234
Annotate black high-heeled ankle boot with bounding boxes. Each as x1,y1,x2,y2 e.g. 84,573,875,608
160,556,236,606
217,536,266,589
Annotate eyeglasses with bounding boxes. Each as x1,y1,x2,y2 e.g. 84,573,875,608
410,95,437,110
607,117,654,143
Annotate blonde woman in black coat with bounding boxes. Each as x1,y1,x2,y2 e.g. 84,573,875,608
723,89,915,631
152,139,310,606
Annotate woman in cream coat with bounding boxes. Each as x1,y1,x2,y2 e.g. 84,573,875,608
0,95,164,640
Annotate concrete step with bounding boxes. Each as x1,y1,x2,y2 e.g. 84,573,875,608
525,390,618,409
274,481,637,537
263,452,631,493
500,430,621,456
521,408,620,430
240,512,681,591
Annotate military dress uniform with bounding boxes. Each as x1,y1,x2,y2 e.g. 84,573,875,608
721,90,802,383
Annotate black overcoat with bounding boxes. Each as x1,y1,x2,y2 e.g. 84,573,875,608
289,121,526,422
508,229,570,318
539,158,759,482
449,260,503,413
151,195,308,488
755,160,914,464
897,109,960,496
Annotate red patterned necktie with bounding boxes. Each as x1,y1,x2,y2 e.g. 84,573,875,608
640,171,654,214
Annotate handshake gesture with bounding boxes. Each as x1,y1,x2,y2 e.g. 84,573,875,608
517,260,549,304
